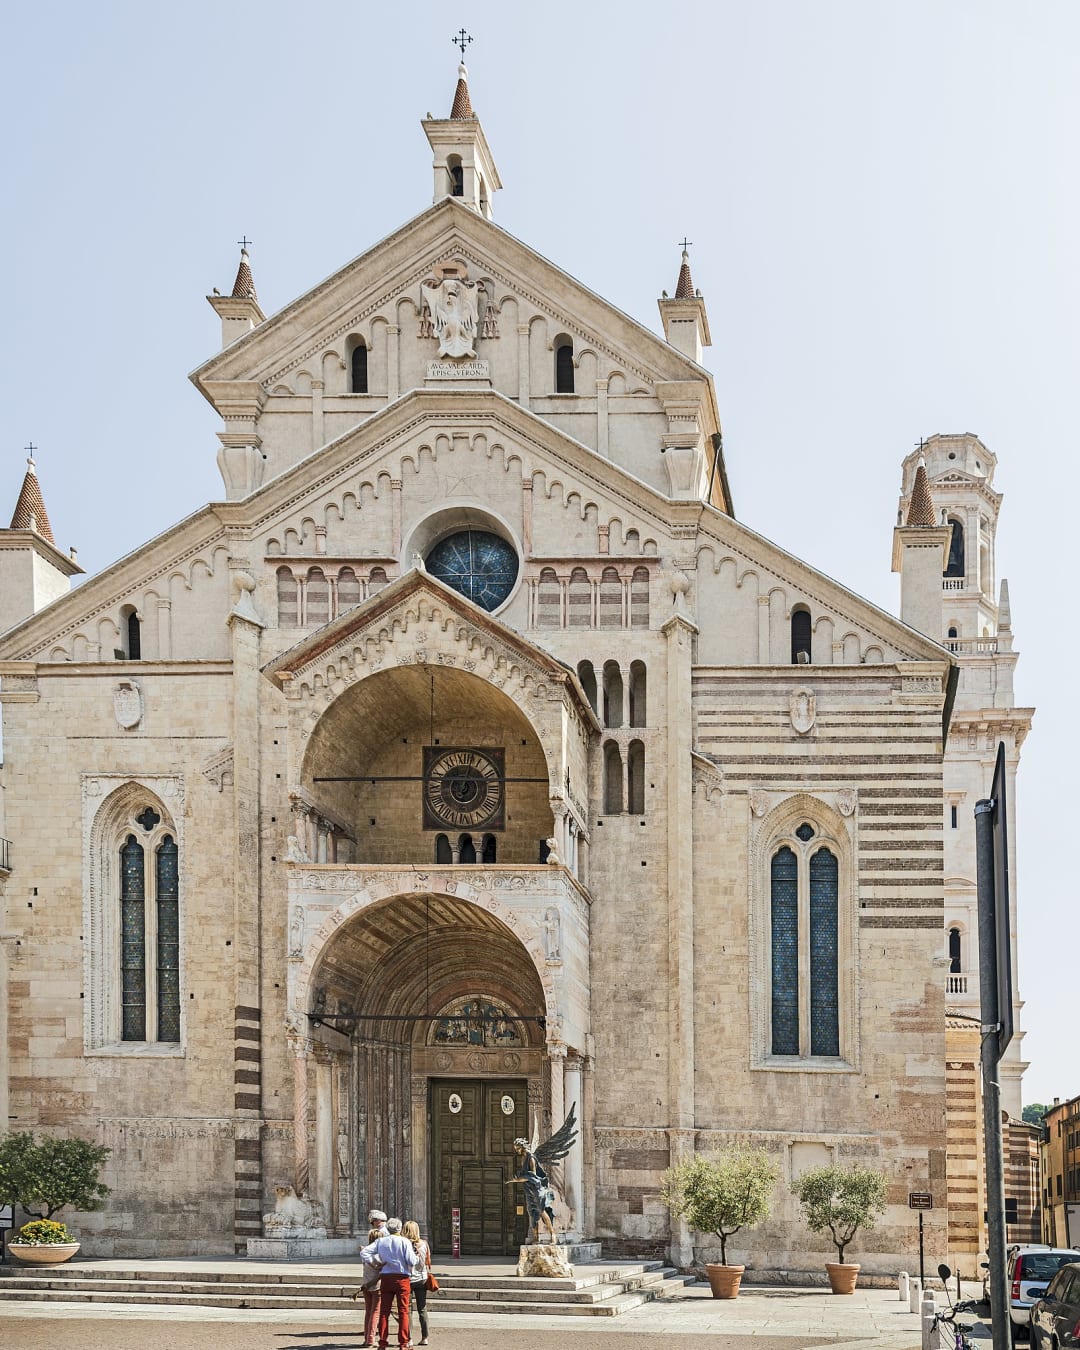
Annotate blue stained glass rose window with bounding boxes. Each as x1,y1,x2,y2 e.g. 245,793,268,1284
426,530,519,612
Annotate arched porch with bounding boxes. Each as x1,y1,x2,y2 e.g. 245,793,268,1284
287,876,591,1252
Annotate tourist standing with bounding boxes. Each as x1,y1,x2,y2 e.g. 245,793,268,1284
360,1216,419,1350
358,1222,384,1349
404,1220,432,1346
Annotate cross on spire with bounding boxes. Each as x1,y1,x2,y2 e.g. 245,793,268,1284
24,441,37,460
237,236,252,251
452,28,472,56
914,436,928,454
679,238,693,253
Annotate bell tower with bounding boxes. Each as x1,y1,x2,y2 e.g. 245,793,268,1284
895,433,1032,1122
422,47,502,220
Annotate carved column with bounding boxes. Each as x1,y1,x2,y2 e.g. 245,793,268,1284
757,592,771,663
315,1053,334,1227
391,480,402,555
517,324,530,403
563,1056,584,1237
292,1040,311,1197
547,1042,566,1147
662,607,698,1267
387,325,400,400
596,379,609,457
522,477,533,553
156,598,172,660
311,379,325,451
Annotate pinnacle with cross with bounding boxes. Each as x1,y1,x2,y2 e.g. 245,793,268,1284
24,442,37,463
452,28,472,56
237,236,252,252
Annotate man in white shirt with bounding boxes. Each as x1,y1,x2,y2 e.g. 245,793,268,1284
360,1217,419,1349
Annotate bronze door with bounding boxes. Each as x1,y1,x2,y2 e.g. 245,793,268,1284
430,1079,528,1255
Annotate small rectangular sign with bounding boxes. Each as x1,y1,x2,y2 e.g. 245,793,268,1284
909,1192,933,1210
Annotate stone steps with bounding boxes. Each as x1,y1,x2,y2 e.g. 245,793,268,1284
0,1260,691,1317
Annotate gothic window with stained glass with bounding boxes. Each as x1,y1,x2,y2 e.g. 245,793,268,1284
769,827,842,1060
118,804,181,1044
425,530,519,612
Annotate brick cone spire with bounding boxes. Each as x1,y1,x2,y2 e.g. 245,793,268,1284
9,455,55,544
674,249,695,300
450,61,474,118
231,246,257,302
906,460,937,527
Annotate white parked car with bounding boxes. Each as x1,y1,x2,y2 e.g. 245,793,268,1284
984,1247,1080,1333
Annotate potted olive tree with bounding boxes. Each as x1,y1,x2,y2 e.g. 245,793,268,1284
790,1162,888,1294
0,1131,111,1265
662,1147,779,1298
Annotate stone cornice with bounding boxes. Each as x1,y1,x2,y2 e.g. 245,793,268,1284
0,529,84,576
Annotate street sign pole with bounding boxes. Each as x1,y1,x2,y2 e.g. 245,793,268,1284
977,743,1012,1350
909,1193,933,1286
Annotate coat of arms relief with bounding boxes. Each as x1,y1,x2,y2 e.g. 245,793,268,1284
418,261,497,359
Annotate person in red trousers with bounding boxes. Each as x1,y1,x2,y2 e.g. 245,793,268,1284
360,1216,420,1350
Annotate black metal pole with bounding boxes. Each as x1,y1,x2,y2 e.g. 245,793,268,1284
976,796,1010,1350
919,1211,925,1286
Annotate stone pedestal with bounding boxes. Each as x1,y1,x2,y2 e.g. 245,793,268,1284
517,1242,574,1278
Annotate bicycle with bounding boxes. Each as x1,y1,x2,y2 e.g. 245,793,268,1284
931,1263,982,1350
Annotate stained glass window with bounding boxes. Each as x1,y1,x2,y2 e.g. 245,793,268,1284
770,847,799,1055
156,836,181,1043
809,848,839,1056
121,835,146,1042
425,530,518,611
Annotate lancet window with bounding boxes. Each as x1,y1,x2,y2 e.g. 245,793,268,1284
769,821,840,1059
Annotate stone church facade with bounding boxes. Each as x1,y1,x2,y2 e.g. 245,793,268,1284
0,63,1029,1271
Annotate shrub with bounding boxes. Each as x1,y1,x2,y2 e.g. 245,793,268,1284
790,1163,888,1264
14,1219,74,1246
0,1131,111,1220
661,1147,779,1266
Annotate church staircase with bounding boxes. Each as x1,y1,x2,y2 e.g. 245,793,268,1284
0,1257,692,1317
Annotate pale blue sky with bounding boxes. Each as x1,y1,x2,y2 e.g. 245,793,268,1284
2,2,1077,1105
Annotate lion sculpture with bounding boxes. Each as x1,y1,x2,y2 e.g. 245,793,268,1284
262,1184,326,1237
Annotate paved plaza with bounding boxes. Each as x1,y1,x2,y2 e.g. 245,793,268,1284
0,1277,987,1350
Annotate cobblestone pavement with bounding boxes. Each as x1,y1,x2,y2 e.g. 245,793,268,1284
0,1281,939,1350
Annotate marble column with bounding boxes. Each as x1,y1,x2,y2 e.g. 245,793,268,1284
563,1056,584,1236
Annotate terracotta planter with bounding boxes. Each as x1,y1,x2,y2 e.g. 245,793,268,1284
826,1261,860,1295
8,1241,81,1265
705,1262,745,1298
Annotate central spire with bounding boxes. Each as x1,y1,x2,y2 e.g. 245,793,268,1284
450,62,474,119
422,48,502,220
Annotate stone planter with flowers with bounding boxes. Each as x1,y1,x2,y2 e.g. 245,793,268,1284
8,1218,81,1265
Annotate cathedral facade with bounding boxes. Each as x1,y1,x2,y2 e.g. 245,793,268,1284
0,64,1028,1271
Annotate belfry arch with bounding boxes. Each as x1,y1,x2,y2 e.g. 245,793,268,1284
288,881,590,1252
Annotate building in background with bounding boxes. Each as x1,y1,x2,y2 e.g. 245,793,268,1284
1042,1097,1080,1248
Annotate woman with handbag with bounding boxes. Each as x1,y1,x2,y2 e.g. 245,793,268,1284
403,1220,434,1346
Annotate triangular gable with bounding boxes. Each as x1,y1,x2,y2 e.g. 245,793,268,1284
191,197,715,408
262,564,600,731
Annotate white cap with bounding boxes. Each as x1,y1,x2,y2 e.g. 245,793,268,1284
368,1209,387,1223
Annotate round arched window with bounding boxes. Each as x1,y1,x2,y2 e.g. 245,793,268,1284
425,530,519,612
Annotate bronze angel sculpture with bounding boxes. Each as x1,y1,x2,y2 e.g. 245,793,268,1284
507,1103,578,1244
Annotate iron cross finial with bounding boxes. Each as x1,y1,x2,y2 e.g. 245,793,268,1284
24,441,37,458
452,28,473,56
915,436,928,454
679,238,693,253
237,236,252,251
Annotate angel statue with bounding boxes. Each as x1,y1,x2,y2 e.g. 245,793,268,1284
506,1103,578,1244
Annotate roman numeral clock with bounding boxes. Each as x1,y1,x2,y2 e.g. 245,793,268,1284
422,747,505,831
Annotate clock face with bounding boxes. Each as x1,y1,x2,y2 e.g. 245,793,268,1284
422,746,505,831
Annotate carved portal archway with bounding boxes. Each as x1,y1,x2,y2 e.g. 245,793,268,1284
288,885,588,1243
